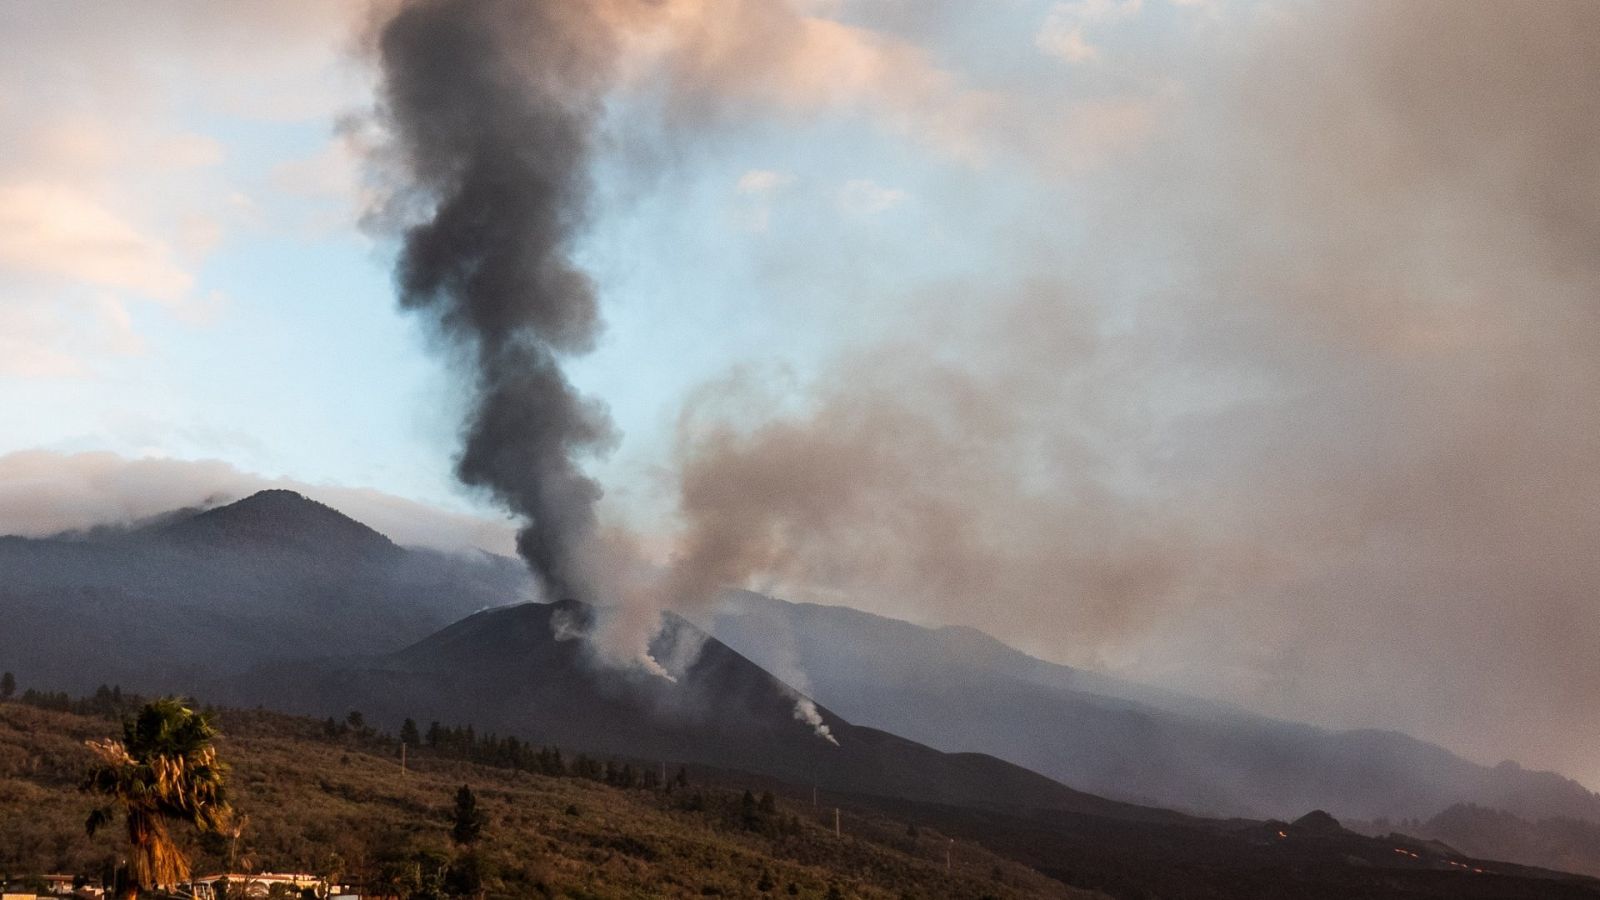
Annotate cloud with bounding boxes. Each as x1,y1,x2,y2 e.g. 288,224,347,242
0,298,85,378
268,120,384,236
732,169,798,232
1036,0,1145,64
0,2,367,379
737,169,797,195
0,291,150,379
0,449,517,556
0,183,194,303
835,178,907,215
608,0,1003,164
599,0,1184,179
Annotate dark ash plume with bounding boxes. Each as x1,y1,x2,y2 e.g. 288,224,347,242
375,0,617,601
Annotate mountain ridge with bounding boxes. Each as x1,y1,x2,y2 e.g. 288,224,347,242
151,488,402,560
0,490,523,694
216,598,1186,824
705,590,1600,824
7,488,1600,873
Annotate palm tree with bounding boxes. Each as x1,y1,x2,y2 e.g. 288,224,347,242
82,698,232,899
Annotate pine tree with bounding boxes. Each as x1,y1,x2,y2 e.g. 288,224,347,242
399,719,421,747
0,671,14,700
741,790,760,829
451,784,484,846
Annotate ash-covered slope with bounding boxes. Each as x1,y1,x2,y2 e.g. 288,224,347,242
706,591,1600,826
222,599,1179,821
0,490,525,693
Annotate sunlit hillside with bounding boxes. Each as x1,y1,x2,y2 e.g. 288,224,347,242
0,697,1097,900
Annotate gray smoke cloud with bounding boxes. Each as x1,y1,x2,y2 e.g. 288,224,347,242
349,0,1600,780
639,0,1600,784
374,0,618,604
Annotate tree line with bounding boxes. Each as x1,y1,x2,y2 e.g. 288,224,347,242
384,714,692,792
3,677,143,720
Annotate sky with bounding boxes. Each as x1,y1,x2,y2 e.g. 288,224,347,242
4,1,1600,787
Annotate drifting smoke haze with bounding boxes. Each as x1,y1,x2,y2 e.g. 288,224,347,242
371,1,618,608
643,0,1600,781
359,0,1600,775
1142,0,1600,776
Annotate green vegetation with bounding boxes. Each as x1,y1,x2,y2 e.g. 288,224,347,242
80,698,231,898
0,696,1097,899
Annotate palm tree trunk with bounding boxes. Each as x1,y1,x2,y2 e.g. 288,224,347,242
115,861,137,900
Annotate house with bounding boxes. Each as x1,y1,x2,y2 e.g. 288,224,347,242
0,874,99,900
187,873,330,900
36,876,77,896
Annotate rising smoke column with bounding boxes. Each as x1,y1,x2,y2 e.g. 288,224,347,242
375,0,617,602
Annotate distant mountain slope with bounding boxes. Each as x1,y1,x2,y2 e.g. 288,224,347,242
156,488,402,560
0,490,525,693
219,599,1181,823
1406,803,1600,879
705,591,1600,825
10,489,1600,870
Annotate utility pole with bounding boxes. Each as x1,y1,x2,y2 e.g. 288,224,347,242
812,783,818,808
834,807,841,838
400,742,407,775
946,838,953,874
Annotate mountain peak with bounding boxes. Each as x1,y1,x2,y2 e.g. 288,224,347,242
1292,809,1344,833
156,489,400,559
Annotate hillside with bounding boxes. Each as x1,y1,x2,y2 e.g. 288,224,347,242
1374,804,1600,880
214,600,1171,823
706,592,1600,824
0,491,525,694
7,694,1600,900
0,699,1095,900
8,491,1598,832
9,491,1600,887
155,489,403,560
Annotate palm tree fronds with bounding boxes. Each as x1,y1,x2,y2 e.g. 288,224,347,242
81,698,232,893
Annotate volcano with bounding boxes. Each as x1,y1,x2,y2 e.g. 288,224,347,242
219,597,1180,819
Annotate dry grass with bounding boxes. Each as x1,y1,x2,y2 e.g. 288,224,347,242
0,702,1104,900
